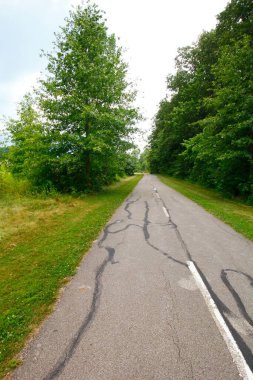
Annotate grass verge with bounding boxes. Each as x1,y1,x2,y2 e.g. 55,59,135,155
158,175,253,241
0,175,142,379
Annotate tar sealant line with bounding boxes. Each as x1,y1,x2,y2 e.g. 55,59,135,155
187,260,253,380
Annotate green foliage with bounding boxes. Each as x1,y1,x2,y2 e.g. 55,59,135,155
149,0,253,201
138,148,150,172
0,165,30,196
0,147,9,162
123,148,140,175
183,36,253,196
149,31,218,176
6,4,140,192
6,95,54,191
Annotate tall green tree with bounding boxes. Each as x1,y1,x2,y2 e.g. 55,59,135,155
7,95,53,188
216,0,253,42
39,3,139,189
149,31,217,176
7,4,140,191
183,36,253,196
149,0,253,201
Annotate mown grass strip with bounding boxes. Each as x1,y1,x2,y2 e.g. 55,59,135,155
158,175,253,241
0,175,142,379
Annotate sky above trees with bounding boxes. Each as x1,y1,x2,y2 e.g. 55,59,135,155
0,0,228,147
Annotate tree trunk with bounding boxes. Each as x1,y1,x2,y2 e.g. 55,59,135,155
85,122,91,187
85,152,91,187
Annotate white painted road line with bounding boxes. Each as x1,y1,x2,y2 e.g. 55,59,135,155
187,260,253,380
162,206,170,218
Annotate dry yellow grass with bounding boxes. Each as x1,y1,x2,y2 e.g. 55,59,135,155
0,196,92,245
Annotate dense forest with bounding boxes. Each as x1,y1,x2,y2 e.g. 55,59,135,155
149,0,253,202
2,4,141,192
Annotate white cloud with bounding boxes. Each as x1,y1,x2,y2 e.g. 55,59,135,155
7,72,38,102
67,0,83,7
0,72,40,118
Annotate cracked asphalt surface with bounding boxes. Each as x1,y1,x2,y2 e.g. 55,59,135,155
12,175,253,380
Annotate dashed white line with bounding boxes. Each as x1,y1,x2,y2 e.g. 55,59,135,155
187,260,253,380
162,206,170,219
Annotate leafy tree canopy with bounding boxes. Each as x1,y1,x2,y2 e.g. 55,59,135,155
149,0,253,201
6,3,141,192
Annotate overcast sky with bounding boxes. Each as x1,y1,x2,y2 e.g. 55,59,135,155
0,0,229,148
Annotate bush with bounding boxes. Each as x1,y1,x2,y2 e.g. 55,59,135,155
0,165,31,196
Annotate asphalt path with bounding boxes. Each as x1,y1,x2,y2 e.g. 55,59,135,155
12,175,253,380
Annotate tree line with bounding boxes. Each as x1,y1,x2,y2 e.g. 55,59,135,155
149,0,253,202
4,4,141,192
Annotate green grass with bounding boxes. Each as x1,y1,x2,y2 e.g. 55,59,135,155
158,175,253,241
0,175,142,379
